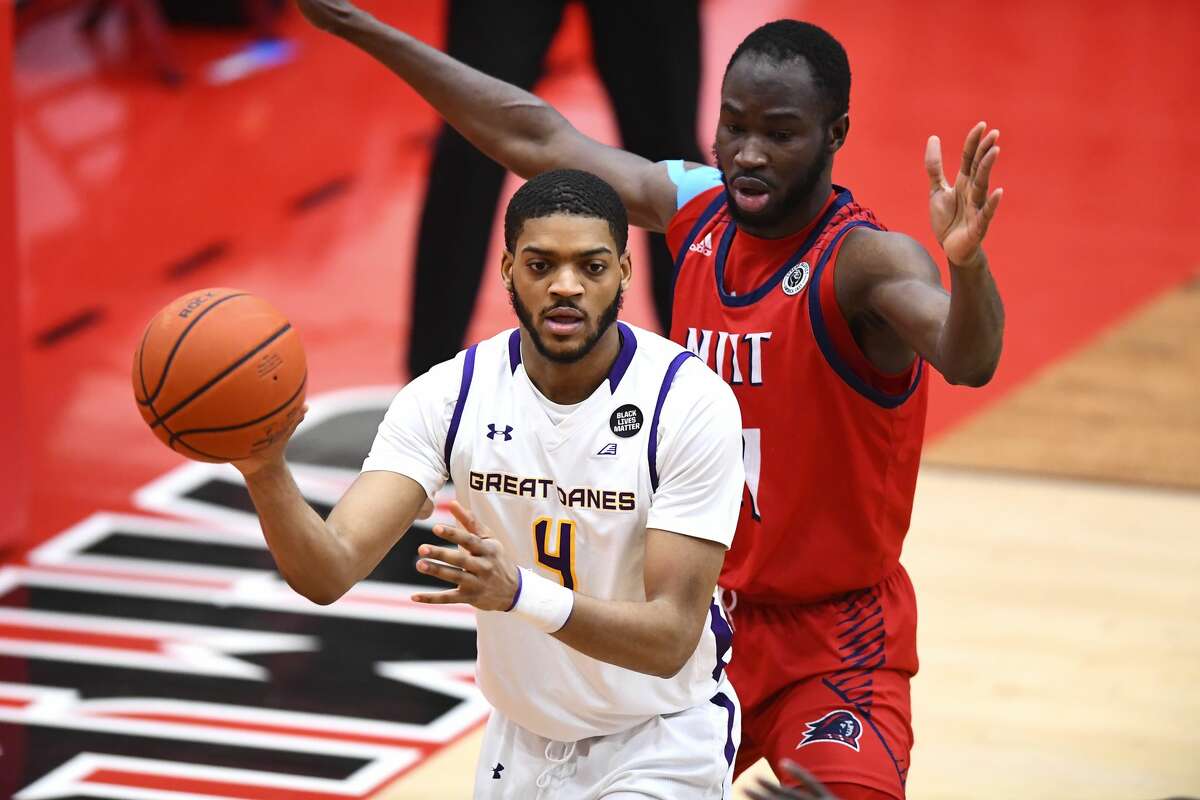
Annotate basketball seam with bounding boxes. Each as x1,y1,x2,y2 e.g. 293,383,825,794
169,372,307,443
156,413,222,461
139,292,249,407
149,323,293,430
163,425,228,461
136,324,153,405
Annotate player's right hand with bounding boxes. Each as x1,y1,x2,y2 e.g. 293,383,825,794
411,501,521,612
294,0,363,34
231,404,308,478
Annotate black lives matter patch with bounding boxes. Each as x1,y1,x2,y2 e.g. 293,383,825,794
609,404,643,438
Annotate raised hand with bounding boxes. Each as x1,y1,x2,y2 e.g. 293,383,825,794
294,0,365,34
412,501,520,611
925,121,1003,269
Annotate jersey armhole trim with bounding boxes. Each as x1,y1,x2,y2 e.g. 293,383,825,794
807,222,924,409
672,191,727,278
444,344,478,466
647,351,699,492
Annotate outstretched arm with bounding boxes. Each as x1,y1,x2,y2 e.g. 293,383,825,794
241,458,430,605
234,411,431,605
295,0,680,231
838,122,1005,386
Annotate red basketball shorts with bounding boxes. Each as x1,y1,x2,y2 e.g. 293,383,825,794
726,564,919,799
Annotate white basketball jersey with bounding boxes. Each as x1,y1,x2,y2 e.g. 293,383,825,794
364,322,743,742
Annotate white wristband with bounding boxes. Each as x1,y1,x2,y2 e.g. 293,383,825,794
507,567,574,633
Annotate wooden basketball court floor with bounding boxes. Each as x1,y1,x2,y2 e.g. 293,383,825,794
8,1,1199,798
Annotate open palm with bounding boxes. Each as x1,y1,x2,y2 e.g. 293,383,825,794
925,122,1003,268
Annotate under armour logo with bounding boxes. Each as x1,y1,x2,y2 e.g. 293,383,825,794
491,762,505,780
486,424,513,441
596,443,618,456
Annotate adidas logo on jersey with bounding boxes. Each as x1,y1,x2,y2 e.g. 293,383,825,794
596,443,618,456
688,231,714,257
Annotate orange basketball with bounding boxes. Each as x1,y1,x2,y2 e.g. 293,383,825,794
132,288,307,463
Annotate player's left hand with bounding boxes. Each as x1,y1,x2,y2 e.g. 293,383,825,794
744,760,840,800
925,121,1003,270
411,501,520,611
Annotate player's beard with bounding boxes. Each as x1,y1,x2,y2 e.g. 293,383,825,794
713,143,831,231
509,285,624,364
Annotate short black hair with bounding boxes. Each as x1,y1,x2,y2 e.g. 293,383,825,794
725,20,850,121
504,169,628,253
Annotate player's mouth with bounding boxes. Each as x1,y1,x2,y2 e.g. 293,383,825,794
542,306,585,336
730,175,772,214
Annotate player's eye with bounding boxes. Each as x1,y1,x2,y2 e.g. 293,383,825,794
587,261,606,275
526,260,549,272
725,124,744,136
769,130,794,142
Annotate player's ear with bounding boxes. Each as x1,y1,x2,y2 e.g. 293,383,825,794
829,113,849,153
500,250,515,291
619,250,632,292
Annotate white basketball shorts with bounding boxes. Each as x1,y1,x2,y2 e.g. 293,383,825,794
474,680,740,799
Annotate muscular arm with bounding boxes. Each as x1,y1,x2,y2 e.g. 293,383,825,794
301,1,678,230
243,465,429,604
833,124,1006,386
551,529,726,678
836,228,1005,386
415,512,726,680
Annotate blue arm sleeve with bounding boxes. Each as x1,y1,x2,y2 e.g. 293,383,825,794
664,160,723,211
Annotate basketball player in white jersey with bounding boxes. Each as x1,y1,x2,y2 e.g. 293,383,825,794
234,169,745,798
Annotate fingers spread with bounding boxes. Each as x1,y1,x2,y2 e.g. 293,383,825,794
418,543,472,571
416,558,467,585
971,128,998,176
448,500,478,533
411,589,467,605
971,145,999,206
432,522,486,555
982,187,1003,223
924,135,948,191
959,121,986,176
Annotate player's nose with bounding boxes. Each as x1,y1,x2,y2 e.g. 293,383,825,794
547,265,584,297
733,136,769,169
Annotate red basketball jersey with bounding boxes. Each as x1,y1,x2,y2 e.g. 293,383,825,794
667,186,928,603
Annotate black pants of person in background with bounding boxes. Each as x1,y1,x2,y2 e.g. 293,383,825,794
407,0,703,378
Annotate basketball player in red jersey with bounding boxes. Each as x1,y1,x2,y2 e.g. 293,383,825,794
296,4,1005,798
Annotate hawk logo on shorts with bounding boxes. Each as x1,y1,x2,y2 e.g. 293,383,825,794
781,261,811,296
797,710,864,751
